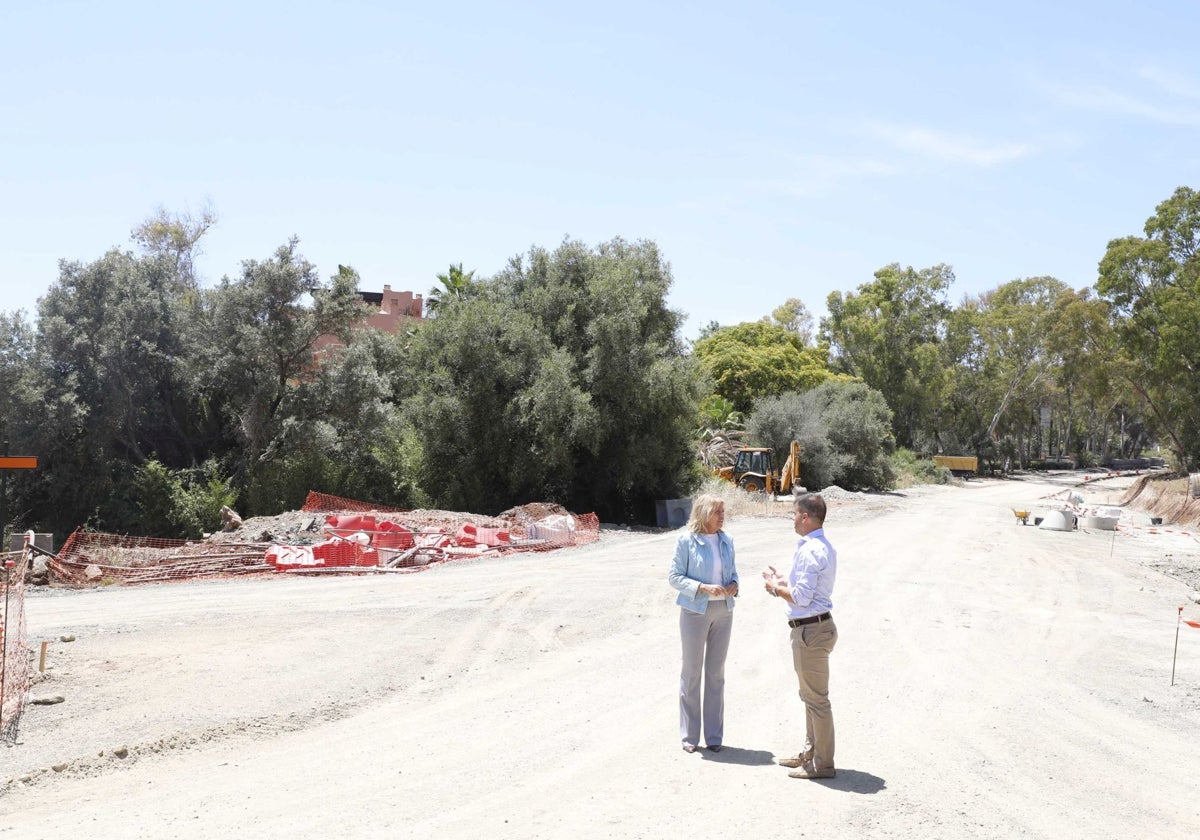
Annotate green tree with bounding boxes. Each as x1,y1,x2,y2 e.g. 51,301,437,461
693,321,836,414
822,263,953,448
767,297,815,345
130,203,217,289
696,395,745,439
426,263,477,314
198,241,364,513
28,248,208,535
406,237,705,522
967,277,1070,442
1097,186,1200,470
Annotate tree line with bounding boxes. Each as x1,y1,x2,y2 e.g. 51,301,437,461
1,187,1197,540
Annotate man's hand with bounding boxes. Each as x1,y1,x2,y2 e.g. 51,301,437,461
762,566,787,597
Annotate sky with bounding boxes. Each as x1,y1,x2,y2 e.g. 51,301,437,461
3,0,1200,339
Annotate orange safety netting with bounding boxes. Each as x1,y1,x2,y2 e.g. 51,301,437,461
301,491,408,514
46,493,601,586
52,529,271,587
1,548,29,744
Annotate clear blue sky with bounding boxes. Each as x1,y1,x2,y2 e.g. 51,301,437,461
3,1,1199,338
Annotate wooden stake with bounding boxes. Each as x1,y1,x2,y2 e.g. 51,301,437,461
38,641,48,673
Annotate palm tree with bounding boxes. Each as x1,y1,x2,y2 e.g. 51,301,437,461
427,263,476,314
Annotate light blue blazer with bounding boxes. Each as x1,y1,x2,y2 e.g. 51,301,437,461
668,530,738,615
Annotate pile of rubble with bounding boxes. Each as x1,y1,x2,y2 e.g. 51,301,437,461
206,502,576,548
40,495,597,587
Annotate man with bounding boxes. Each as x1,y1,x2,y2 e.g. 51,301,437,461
762,492,838,780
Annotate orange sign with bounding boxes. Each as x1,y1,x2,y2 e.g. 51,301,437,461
0,457,37,469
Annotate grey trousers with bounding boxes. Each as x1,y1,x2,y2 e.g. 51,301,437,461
790,617,837,769
679,600,733,747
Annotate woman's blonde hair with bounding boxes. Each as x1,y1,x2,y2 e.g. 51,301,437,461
687,494,725,533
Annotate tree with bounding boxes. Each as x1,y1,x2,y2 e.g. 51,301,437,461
767,297,815,345
822,263,953,448
130,203,217,288
1097,186,1200,470
696,395,745,439
28,248,208,535
406,237,706,522
426,263,477,314
693,321,837,414
967,277,1070,442
197,241,364,512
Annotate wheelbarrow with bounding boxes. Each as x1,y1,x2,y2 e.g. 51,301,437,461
1012,508,1030,525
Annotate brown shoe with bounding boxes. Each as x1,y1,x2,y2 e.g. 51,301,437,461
776,751,813,769
788,762,836,779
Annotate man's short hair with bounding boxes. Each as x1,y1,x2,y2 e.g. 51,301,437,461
794,492,826,523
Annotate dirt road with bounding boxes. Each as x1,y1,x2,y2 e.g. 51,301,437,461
2,477,1199,838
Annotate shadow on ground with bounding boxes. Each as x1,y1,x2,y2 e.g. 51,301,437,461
697,746,775,766
807,768,886,794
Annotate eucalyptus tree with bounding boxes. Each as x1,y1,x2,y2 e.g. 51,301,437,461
1097,186,1200,470
821,263,954,448
971,277,1071,444
768,297,816,345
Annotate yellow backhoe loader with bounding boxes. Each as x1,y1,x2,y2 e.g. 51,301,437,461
715,441,802,496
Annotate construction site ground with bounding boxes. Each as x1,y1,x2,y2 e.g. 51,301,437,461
2,474,1199,838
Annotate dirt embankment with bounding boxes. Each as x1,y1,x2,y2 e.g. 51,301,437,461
1120,473,1200,527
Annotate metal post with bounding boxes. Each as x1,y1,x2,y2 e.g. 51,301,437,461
1172,606,1183,686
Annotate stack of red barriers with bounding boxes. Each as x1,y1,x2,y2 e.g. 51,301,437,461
265,515,417,570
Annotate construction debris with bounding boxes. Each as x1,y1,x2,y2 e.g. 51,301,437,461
40,491,600,587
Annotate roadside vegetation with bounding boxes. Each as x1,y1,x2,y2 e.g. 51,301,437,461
2,187,1199,537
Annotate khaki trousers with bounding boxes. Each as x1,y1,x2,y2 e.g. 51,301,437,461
790,617,837,769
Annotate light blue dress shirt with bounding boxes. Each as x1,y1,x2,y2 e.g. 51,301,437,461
784,527,836,619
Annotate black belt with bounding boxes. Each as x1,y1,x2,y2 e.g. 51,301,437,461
788,612,832,628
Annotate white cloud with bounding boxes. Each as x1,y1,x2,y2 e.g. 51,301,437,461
1138,65,1200,102
1042,70,1200,126
867,123,1035,167
746,153,904,198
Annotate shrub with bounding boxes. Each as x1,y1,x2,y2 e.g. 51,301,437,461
890,448,952,487
748,380,896,491
131,459,238,539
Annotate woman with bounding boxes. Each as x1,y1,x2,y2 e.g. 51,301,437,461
668,494,739,753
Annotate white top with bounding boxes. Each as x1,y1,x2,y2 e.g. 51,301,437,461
698,533,724,586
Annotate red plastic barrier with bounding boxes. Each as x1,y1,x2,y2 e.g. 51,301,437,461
374,520,414,549
267,540,379,569
455,523,510,547
325,514,377,537
312,539,378,567
265,545,318,570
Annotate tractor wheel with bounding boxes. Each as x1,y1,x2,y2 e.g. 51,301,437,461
739,476,764,493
